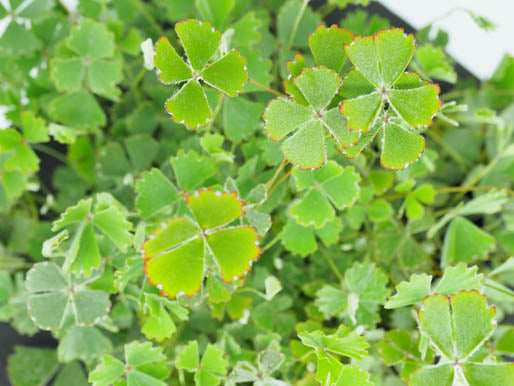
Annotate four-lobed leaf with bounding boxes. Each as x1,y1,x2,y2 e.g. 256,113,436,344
0,111,49,175
290,161,361,228
25,262,110,330
154,19,248,129
51,19,122,100
142,189,261,298
176,340,228,386
51,195,132,277
264,66,358,169
385,263,483,309
340,29,442,169
89,341,168,386
410,290,514,385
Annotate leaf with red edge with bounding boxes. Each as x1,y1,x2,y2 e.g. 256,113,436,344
142,190,261,298
308,24,354,73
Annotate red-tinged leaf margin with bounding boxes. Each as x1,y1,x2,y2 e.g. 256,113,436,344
343,28,416,87
307,24,355,71
184,188,246,221
201,49,250,97
379,126,426,171
308,23,355,45
216,225,262,285
164,80,212,130
291,65,342,108
174,18,222,67
387,71,443,130
141,189,261,299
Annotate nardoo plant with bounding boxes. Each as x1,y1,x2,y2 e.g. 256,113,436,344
0,0,513,385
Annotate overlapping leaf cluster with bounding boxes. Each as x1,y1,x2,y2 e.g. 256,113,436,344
0,1,513,386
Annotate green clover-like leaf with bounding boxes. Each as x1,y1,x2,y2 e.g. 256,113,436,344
343,262,390,325
154,19,248,129
308,24,354,73
135,168,179,217
0,111,49,175
176,341,228,385
441,216,496,267
50,19,122,100
338,29,442,170
347,114,427,170
171,149,217,192
141,293,189,342
280,217,343,257
385,263,483,309
143,189,261,298
410,291,514,385
420,291,496,361
25,262,111,330
89,341,169,386
298,325,370,384
51,195,132,277
7,346,59,386
290,161,360,228
330,364,373,386
58,325,113,363
265,67,358,169
378,330,435,380
314,262,390,325
0,0,53,55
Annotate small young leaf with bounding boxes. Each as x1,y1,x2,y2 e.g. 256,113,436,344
171,150,216,191
299,325,369,360
385,273,432,309
308,24,353,73
441,216,496,267
135,168,179,217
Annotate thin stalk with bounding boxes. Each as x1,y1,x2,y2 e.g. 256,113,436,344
484,282,514,299
268,169,292,195
383,185,514,201
32,143,67,164
317,3,336,18
450,152,503,206
205,94,225,133
426,130,468,170
287,0,310,51
248,78,285,97
237,287,268,300
265,159,288,192
319,248,344,282
261,232,282,252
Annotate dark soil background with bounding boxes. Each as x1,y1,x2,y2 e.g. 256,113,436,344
0,1,487,385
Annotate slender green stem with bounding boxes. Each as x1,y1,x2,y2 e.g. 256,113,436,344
426,130,468,170
24,192,39,220
268,169,292,196
265,159,288,192
383,185,514,201
317,3,336,18
261,232,283,252
319,248,344,282
484,282,514,299
130,0,164,36
248,78,285,97
205,94,225,133
450,152,503,206
287,0,310,51
237,287,268,300
32,143,68,164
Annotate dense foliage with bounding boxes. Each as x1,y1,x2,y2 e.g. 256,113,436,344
0,0,513,385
